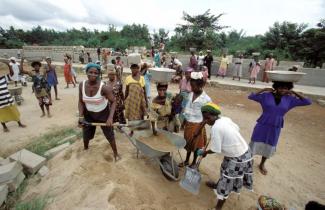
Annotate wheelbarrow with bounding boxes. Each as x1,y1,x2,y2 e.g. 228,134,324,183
122,128,186,181
8,86,24,105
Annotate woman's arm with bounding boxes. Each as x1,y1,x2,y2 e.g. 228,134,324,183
124,85,129,100
102,85,116,126
78,82,85,126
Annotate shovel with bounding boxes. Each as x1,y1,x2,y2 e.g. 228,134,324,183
80,120,151,130
180,125,211,195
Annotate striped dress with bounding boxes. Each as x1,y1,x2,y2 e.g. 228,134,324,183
0,75,20,123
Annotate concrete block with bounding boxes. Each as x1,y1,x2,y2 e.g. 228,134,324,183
57,135,77,145
44,142,70,159
0,161,23,183
37,166,49,177
5,171,25,192
9,149,46,174
0,158,11,166
0,184,8,206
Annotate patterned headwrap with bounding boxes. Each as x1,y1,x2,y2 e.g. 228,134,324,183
191,72,203,80
85,63,101,73
201,102,221,115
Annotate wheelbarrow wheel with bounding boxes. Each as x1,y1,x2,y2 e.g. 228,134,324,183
159,155,179,181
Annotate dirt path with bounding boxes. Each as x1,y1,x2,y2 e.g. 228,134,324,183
1,75,324,209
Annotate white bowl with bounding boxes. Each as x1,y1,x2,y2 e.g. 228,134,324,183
149,68,175,82
266,70,306,82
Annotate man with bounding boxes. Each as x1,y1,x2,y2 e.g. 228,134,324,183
203,50,213,79
199,102,253,210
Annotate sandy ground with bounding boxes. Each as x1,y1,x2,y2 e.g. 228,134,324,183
1,72,325,210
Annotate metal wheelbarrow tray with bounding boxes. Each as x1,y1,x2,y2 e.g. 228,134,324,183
123,128,186,181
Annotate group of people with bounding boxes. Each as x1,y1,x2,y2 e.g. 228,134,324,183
75,52,311,209
1,50,313,210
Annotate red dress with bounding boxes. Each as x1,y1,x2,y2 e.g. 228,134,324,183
64,63,73,83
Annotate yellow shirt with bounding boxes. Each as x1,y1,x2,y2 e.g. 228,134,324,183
125,75,145,87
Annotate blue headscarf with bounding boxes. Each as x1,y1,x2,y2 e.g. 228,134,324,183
85,63,101,73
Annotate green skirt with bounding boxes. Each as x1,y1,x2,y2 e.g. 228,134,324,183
0,104,20,123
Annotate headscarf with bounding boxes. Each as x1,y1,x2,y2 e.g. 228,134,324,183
201,102,221,116
85,63,101,73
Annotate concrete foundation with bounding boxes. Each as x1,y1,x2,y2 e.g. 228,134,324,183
44,143,70,159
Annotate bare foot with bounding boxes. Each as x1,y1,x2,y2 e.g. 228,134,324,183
18,124,26,128
259,164,268,175
178,161,189,167
47,114,52,118
40,113,46,118
55,97,60,100
3,128,9,132
206,181,218,189
114,154,122,162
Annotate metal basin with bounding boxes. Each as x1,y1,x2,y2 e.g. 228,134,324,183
149,68,175,82
266,70,306,82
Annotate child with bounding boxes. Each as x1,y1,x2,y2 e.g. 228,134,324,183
22,61,52,117
170,94,183,132
249,60,260,84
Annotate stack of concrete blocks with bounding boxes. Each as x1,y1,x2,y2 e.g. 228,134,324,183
9,149,46,174
0,149,48,206
0,161,25,206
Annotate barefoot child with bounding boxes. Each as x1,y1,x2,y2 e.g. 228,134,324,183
21,60,52,117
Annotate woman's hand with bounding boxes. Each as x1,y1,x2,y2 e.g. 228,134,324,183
106,117,113,127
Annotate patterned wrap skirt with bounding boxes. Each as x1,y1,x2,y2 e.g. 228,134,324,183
0,104,20,123
214,149,253,200
125,83,146,121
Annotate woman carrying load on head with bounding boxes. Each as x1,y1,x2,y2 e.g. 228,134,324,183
179,72,212,167
248,81,311,175
78,63,120,161
0,59,26,132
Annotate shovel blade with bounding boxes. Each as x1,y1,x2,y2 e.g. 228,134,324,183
179,166,201,195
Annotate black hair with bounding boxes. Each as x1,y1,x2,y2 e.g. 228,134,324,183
305,201,325,210
31,61,42,67
272,81,294,90
190,78,205,88
111,59,116,64
116,56,121,60
130,64,139,69
156,83,168,89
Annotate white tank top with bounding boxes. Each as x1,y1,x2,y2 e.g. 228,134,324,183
82,80,108,112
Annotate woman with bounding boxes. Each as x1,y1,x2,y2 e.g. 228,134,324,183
0,60,26,132
78,63,120,161
107,70,126,124
197,51,205,70
199,102,253,210
141,63,152,102
232,54,243,81
217,54,229,78
179,67,192,110
248,82,311,175
179,72,212,167
44,57,59,100
151,83,181,132
124,63,147,121
63,55,76,88
189,51,198,70
249,60,260,84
